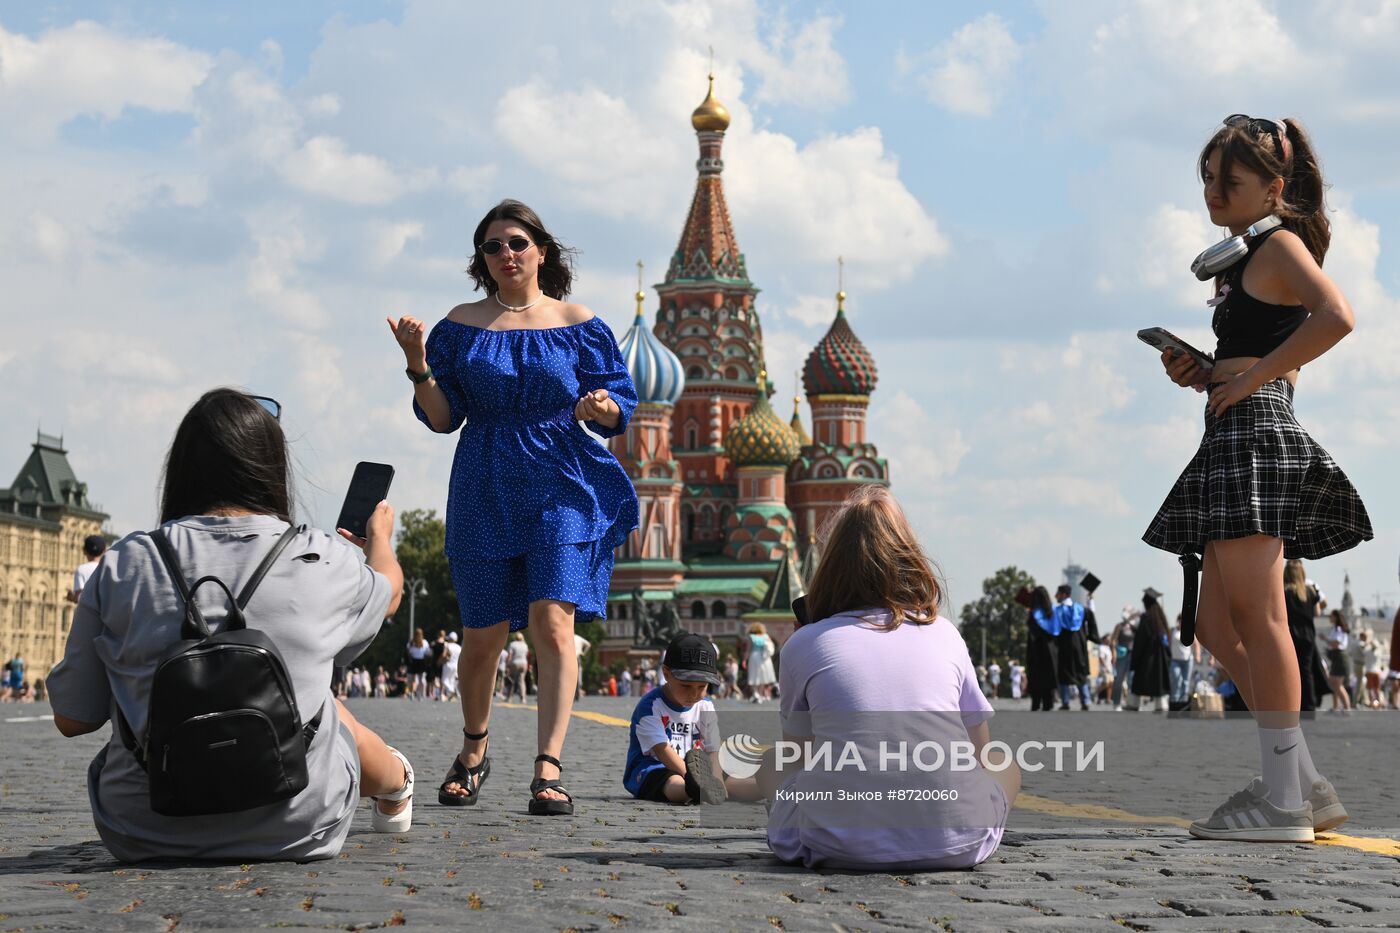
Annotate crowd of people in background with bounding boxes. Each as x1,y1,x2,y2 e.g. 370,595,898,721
978,560,1400,713
324,623,784,705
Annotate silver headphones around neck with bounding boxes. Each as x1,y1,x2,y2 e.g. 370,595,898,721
1190,214,1283,281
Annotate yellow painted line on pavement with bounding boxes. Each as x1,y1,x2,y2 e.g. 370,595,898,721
497,702,632,727
1013,793,1191,828
507,704,1400,857
1014,794,1400,856
1315,833,1400,856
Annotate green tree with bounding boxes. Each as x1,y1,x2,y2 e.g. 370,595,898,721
958,566,1037,673
357,509,458,672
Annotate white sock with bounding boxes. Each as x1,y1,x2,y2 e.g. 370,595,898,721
1258,726,1306,810
1294,728,1323,789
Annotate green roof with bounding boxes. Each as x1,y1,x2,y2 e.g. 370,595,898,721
607,590,675,602
685,559,781,573
676,578,769,600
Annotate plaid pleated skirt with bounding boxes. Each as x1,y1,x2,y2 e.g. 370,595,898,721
1143,379,1372,560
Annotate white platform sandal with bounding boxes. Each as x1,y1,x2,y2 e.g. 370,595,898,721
371,747,415,833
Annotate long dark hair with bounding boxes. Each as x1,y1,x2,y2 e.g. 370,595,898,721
1031,586,1054,618
1199,117,1330,266
466,199,577,299
804,486,942,629
1139,596,1168,641
160,388,292,523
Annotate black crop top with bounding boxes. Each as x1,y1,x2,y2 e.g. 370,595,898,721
1211,227,1307,360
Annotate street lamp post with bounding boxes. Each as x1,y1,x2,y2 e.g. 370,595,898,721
405,577,428,633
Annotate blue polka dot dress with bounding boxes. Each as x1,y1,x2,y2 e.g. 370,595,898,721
413,317,640,631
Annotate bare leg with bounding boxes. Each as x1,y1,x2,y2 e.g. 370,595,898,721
1213,535,1296,724
1193,542,1257,709
528,599,576,803
443,621,509,800
336,699,408,814
1328,676,1351,709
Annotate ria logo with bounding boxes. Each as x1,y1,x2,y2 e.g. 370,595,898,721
718,733,766,779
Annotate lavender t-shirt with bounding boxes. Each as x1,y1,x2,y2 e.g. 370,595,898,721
766,610,1007,870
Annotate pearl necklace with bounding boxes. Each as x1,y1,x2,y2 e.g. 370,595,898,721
495,291,546,313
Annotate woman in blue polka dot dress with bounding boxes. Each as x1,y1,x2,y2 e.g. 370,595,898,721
389,199,639,816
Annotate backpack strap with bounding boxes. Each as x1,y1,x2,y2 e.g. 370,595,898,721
151,528,210,639
236,523,306,611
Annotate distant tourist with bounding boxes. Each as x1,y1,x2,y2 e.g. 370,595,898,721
67,534,107,603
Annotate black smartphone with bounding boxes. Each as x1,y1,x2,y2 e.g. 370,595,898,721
1137,327,1214,373
336,462,394,539
791,595,810,627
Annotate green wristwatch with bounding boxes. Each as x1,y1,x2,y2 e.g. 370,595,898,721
406,364,433,385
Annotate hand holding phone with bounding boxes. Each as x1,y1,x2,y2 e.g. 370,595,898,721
336,462,395,542
1137,327,1213,388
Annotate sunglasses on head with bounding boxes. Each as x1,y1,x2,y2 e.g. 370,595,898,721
479,236,534,256
249,395,282,420
1223,114,1285,162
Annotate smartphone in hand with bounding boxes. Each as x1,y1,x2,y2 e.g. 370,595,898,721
336,462,395,539
1136,327,1214,373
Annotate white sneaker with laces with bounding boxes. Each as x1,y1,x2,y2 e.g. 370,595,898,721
1189,778,1314,843
1236,776,1348,831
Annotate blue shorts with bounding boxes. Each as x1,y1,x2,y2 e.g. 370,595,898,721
448,540,613,632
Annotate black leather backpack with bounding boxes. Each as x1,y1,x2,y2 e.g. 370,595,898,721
117,523,322,816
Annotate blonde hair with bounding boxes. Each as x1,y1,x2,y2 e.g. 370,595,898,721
1284,559,1309,602
412,628,426,646
805,486,942,630
748,622,767,636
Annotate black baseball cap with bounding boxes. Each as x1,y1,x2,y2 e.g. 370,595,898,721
83,535,107,557
662,632,720,686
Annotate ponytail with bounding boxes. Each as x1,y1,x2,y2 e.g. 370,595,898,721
1277,118,1330,267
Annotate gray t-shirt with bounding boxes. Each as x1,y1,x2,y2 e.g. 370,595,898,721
48,514,392,863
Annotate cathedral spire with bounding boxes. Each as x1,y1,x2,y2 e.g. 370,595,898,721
667,72,748,285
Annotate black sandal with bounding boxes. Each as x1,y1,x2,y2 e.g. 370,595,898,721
528,753,574,816
438,728,490,807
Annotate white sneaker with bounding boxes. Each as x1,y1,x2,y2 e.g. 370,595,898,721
1239,776,1348,831
1306,778,1348,831
1189,778,1314,842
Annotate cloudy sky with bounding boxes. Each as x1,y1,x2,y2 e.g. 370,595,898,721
3,0,1398,622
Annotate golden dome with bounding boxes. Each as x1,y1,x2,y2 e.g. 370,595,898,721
691,74,731,132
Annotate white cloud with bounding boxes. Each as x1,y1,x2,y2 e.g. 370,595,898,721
245,221,329,330
903,13,1021,117
0,21,212,140
633,1,850,110
493,80,686,222
873,390,970,486
28,214,72,264
1090,0,1296,80
726,126,947,284
745,13,851,109
372,221,425,266
280,135,428,205
305,93,341,118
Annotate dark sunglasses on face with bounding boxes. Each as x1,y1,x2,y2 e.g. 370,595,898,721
249,395,282,420
1223,114,1284,161
479,236,534,256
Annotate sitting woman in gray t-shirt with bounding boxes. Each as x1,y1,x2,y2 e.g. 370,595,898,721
48,388,415,862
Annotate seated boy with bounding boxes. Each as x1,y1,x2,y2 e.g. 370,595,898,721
623,632,739,805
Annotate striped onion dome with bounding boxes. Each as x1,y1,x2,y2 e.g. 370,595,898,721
619,292,685,405
802,291,878,397
724,372,801,467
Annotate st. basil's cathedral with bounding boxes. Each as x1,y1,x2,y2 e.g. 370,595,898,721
600,76,889,655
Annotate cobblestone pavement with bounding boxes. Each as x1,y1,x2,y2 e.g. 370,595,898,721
3,698,1397,932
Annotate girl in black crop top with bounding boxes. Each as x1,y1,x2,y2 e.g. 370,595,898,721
1143,116,1372,843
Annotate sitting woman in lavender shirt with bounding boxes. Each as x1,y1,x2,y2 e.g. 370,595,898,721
761,486,1020,871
